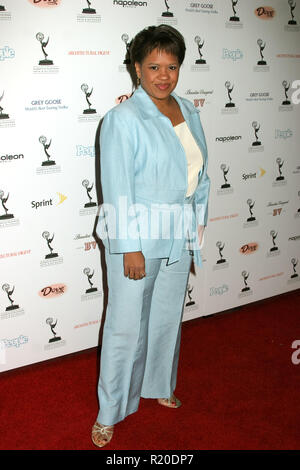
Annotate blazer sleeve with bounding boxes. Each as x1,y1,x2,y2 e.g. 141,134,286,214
99,109,142,253
193,117,210,227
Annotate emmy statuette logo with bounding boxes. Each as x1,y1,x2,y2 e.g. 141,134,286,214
290,258,298,278
1,283,24,320
40,231,63,267
78,85,99,122
249,121,264,152
247,199,255,222
37,136,61,175
226,0,243,28
162,0,173,17
82,0,96,14
288,0,297,25
222,81,239,114
225,81,235,107
217,164,233,195
119,34,131,71
254,39,269,72
43,231,58,259
216,241,226,264
288,257,300,284
213,241,229,270
39,136,55,166
243,199,258,228
121,34,130,65
2,283,19,311
230,0,239,21
157,0,177,25
0,90,9,119
77,0,101,22
81,268,101,301
252,121,261,146
257,38,267,65
191,36,209,71
46,318,61,343
0,189,19,228
81,84,96,114
82,179,96,208
279,81,293,111
272,158,287,187
36,32,53,65
0,190,14,220
44,318,66,350
276,157,285,181
220,164,231,189
267,230,280,257
238,271,254,298
194,36,205,64
80,180,97,216
185,284,195,307
282,81,291,105
240,271,252,294
84,268,97,294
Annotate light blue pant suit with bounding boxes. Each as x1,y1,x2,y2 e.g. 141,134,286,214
97,246,192,426
95,86,210,426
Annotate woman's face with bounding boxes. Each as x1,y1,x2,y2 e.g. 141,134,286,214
135,48,180,106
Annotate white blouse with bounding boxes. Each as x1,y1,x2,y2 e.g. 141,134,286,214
174,121,203,197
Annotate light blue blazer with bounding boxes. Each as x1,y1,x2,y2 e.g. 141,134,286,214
96,85,210,267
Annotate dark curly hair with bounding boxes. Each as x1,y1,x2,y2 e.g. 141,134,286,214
129,24,186,66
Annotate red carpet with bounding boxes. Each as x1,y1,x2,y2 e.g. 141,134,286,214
0,289,299,450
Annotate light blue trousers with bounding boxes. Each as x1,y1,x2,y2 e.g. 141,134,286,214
97,248,192,426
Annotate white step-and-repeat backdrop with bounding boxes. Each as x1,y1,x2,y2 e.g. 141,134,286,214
1,0,299,372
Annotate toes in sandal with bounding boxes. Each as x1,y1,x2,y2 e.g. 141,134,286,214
91,421,114,448
157,395,182,408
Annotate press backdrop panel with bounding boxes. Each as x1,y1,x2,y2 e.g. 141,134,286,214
1,0,299,371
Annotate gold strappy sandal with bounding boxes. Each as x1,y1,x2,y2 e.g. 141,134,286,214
157,394,182,408
91,421,114,448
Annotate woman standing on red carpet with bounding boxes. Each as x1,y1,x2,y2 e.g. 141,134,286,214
92,24,210,447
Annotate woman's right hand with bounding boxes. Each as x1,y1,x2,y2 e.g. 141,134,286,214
123,252,146,280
